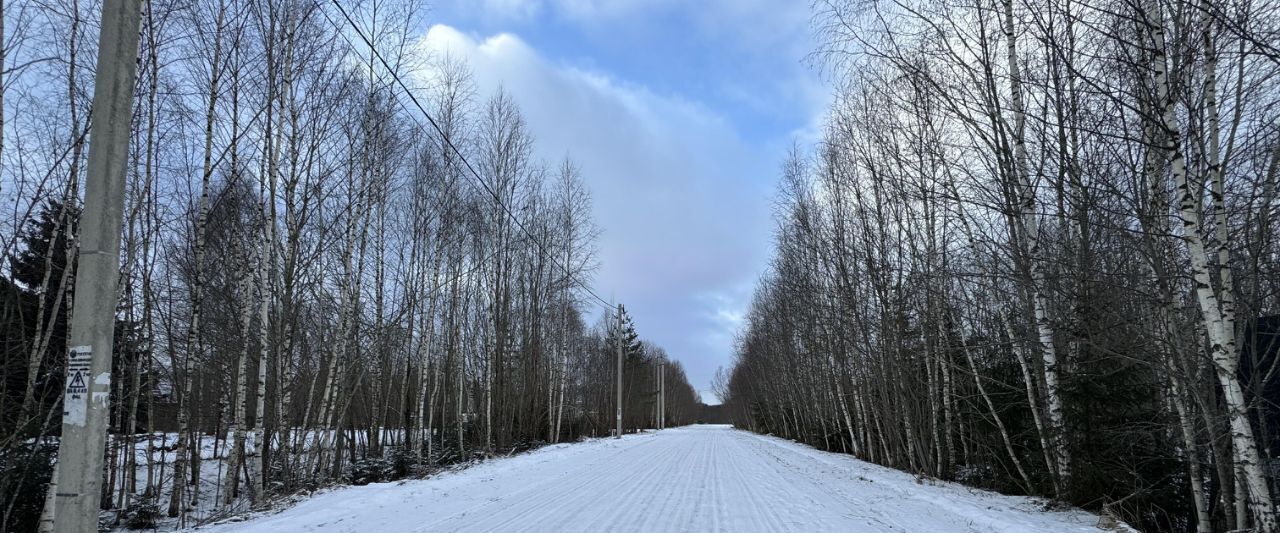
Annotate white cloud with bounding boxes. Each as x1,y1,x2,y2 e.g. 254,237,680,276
550,0,666,20
465,0,543,21
417,24,774,394
443,0,813,54
447,0,673,23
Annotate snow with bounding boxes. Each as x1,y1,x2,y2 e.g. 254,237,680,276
105,428,415,530
194,425,1120,532
105,432,252,529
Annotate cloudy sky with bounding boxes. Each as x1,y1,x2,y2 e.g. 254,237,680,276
421,0,829,403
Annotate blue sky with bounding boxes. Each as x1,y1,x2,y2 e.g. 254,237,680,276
421,0,829,403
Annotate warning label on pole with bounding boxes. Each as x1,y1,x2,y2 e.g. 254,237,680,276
64,345,91,426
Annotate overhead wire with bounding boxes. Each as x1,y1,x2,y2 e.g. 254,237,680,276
319,0,618,312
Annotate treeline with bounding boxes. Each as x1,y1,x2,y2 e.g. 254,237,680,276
720,0,1280,531
0,0,699,530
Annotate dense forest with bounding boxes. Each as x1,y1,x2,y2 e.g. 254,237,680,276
720,0,1280,531
0,1,702,531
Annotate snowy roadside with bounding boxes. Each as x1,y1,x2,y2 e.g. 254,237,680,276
99,429,599,531
179,435,603,532
741,429,1140,533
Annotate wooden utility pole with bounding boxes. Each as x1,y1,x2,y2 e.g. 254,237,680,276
616,304,623,439
48,0,143,531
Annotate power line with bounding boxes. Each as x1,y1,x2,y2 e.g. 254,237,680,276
320,1,617,313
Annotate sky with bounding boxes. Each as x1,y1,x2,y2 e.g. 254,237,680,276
420,0,829,403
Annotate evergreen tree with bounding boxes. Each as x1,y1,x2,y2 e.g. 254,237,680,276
9,199,78,293
0,199,153,437
1,199,155,530
1,199,79,437
604,305,642,359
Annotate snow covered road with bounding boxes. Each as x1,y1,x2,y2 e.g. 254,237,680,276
200,425,1112,532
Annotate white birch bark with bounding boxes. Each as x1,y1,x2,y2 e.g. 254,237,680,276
224,250,252,507
1001,0,1070,488
170,2,226,518
1147,0,1277,527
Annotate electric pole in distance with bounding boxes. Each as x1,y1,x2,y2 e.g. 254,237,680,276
616,304,623,439
658,357,665,430
49,0,144,531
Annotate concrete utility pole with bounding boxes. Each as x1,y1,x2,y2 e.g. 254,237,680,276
616,304,623,439
658,358,665,430
49,0,144,531
653,361,660,428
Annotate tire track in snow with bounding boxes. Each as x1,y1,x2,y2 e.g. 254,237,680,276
423,434,671,532
407,435,663,531
574,433,692,531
